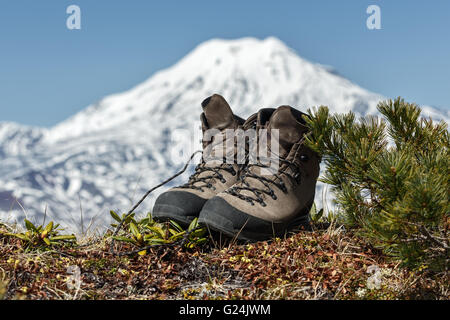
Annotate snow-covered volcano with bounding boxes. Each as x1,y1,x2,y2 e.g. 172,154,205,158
0,37,448,233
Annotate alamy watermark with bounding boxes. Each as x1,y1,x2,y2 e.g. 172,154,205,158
169,127,280,175
366,4,381,30
66,5,81,30
66,265,81,291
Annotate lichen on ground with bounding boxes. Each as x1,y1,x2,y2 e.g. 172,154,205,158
0,222,448,300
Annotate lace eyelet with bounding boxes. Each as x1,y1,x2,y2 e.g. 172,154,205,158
272,194,277,200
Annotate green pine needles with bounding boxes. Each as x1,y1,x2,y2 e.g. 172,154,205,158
304,97,449,271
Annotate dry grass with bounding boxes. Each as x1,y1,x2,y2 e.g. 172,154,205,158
0,221,448,300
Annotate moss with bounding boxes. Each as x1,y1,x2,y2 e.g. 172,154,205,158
0,220,447,300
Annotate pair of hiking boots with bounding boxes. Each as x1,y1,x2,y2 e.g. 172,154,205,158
152,94,320,242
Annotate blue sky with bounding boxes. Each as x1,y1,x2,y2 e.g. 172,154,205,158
0,0,449,127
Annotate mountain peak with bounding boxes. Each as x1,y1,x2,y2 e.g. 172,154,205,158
193,36,290,52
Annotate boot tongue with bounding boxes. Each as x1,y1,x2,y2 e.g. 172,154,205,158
267,105,308,158
257,108,276,126
201,94,240,163
242,108,275,130
201,94,236,130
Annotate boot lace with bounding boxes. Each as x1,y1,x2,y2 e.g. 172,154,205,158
179,157,237,192
179,127,248,192
225,154,306,207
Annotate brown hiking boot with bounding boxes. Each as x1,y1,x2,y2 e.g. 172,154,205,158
198,105,321,241
152,94,245,226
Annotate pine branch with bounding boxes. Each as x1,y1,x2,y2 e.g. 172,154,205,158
418,225,449,251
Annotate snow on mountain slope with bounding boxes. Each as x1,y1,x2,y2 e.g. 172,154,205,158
0,122,46,158
0,37,448,233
